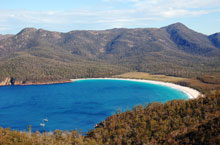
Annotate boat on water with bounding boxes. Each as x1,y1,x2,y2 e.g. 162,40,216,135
40,118,48,127
43,118,48,122
40,123,45,127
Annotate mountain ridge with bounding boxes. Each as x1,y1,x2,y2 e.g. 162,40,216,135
0,22,220,84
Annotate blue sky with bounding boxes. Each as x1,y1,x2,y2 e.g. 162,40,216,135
0,0,220,34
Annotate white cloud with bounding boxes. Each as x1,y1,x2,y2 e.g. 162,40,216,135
0,0,219,34
0,27,10,31
104,0,220,8
103,0,220,15
160,9,219,18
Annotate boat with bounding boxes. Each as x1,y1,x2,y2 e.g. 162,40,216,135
43,118,48,122
40,123,45,127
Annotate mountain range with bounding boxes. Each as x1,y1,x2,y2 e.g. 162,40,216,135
0,22,219,84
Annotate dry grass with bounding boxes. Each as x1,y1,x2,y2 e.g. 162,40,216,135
113,72,185,82
113,72,220,93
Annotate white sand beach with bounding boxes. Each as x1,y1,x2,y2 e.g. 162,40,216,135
71,78,201,99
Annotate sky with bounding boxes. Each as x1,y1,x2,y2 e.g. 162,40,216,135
0,0,220,35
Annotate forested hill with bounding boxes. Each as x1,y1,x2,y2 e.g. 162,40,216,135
0,23,220,84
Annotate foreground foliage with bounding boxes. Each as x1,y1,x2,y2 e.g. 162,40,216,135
0,91,219,145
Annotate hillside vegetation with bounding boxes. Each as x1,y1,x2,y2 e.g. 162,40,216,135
0,23,220,84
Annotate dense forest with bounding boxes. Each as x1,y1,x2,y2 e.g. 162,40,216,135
0,91,219,144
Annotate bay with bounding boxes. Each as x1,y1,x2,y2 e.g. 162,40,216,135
0,79,188,132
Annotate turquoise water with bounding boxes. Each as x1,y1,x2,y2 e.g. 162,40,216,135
0,79,188,132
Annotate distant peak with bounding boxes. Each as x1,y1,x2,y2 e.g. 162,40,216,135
163,22,191,33
17,27,38,35
209,32,220,38
167,22,187,28
208,32,220,48
172,22,185,26
212,32,220,36
38,28,46,32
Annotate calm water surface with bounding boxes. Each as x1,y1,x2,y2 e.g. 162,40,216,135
0,79,188,132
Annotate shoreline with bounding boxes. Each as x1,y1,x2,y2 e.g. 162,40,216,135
0,77,201,99
71,78,201,99
0,80,73,87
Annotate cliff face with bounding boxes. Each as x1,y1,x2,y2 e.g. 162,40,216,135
0,77,23,86
0,77,73,86
0,77,12,86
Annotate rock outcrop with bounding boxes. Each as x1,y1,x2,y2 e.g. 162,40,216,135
0,77,12,86
0,78,73,86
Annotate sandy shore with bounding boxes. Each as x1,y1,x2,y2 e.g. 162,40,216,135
71,78,201,99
